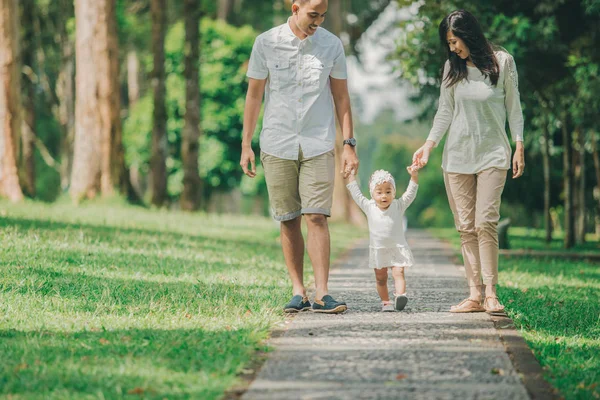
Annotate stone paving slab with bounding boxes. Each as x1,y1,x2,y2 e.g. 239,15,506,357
242,230,531,400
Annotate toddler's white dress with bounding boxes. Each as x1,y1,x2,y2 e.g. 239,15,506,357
346,180,418,269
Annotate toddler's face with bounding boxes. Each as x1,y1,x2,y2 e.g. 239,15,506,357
373,181,395,210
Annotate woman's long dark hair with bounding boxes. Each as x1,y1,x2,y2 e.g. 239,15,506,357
439,10,499,87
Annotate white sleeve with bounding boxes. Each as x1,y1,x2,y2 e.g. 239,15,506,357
398,180,418,213
330,38,347,79
247,36,268,80
426,61,455,147
346,181,370,214
504,54,524,142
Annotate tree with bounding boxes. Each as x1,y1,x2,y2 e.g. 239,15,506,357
71,0,101,200
150,0,168,207
0,0,25,202
71,0,127,202
181,0,202,210
20,0,36,197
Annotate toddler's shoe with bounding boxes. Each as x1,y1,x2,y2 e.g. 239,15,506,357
394,293,408,311
381,301,395,312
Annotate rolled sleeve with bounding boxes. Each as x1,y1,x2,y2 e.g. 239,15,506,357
330,39,347,79
247,36,268,80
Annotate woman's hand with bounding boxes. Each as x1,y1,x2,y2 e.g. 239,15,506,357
412,140,435,168
512,141,525,179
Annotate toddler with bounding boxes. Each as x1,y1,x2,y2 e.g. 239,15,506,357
346,166,418,312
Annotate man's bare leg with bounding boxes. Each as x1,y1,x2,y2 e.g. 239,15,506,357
304,214,330,300
280,216,306,297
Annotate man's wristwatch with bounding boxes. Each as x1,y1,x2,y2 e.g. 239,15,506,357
343,138,357,147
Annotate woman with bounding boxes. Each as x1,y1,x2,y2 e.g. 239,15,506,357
412,10,525,313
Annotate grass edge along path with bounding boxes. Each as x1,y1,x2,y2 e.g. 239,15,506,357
0,200,365,400
429,227,600,400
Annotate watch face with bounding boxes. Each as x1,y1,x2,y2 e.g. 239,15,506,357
345,138,356,146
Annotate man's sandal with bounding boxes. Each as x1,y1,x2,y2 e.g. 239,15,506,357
449,298,485,313
483,296,505,313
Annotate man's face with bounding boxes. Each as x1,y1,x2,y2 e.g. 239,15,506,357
292,0,328,37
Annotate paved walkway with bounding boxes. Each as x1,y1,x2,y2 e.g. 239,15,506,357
242,230,531,400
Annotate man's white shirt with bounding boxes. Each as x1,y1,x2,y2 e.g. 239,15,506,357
247,19,347,160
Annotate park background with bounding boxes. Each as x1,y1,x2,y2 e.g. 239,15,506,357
0,0,598,399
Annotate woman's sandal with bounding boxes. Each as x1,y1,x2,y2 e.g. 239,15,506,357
483,296,505,313
449,298,485,313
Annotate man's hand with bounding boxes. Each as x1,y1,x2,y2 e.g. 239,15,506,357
341,145,359,178
240,145,256,178
412,140,435,169
512,141,525,179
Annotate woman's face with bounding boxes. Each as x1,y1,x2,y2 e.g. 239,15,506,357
446,31,470,60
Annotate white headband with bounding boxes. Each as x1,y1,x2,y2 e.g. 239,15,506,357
369,169,395,196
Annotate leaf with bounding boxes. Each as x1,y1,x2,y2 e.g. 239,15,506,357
491,368,505,375
14,363,28,373
128,387,145,395
99,338,110,345
396,373,408,380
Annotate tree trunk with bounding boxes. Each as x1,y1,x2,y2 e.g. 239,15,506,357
217,0,233,21
181,0,202,211
562,114,574,249
542,117,552,242
326,0,364,225
20,0,36,197
0,0,24,202
591,132,600,239
56,0,75,191
127,50,140,107
71,0,101,201
576,128,586,244
96,0,115,196
150,0,168,207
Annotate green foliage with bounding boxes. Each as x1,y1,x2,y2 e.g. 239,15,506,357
123,19,256,200
392,0,600,230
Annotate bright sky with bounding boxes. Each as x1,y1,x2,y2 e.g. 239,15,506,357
346,2,419,124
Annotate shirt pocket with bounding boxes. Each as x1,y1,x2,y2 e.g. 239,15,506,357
267,60,291,91
308,59,333,89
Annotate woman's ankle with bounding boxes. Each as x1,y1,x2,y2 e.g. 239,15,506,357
469,285,483,300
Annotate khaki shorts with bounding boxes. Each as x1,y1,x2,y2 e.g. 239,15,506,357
260,148,335,221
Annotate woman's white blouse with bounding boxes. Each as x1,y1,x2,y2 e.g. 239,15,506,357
427,51,524,174
346,180,418,269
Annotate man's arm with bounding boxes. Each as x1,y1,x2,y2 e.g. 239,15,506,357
240,78,267,178
330,77,358,178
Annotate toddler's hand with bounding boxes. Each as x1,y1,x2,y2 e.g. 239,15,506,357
346,169,356,182
406,165,419,176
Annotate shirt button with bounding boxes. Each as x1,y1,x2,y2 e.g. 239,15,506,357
298,98,302,102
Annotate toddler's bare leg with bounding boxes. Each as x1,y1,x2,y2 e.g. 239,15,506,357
374,268,390,301
392,267,406,295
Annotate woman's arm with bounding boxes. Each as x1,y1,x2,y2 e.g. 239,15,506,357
413,61,455,168
504,53,525,178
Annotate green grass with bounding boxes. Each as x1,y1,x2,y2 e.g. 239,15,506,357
508,227,600,253
0,200,364,399
431,227,600,254
430,227,600,400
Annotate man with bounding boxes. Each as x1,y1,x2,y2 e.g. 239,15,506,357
240,0,358,314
